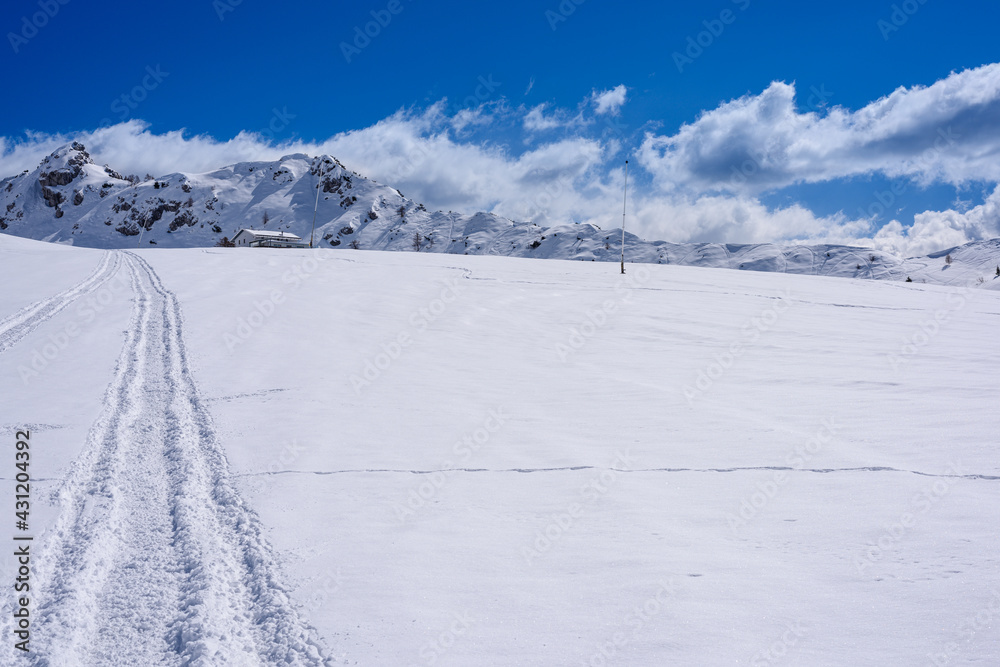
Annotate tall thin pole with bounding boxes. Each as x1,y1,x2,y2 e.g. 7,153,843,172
620,159,628,275
310,162,322,249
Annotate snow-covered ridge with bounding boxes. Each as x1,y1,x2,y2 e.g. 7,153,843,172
1,143,998,288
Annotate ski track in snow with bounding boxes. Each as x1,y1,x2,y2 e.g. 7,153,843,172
19,253,330,667
205,388,290,404
0,251,120,355
239,466,1000,481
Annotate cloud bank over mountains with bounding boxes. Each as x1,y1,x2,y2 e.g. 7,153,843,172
3,67,1000,256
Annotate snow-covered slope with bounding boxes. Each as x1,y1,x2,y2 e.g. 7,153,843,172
2,143,999,289
0,142,538,253
1,235,998,664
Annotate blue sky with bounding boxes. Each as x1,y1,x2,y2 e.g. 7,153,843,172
3,0,1000,254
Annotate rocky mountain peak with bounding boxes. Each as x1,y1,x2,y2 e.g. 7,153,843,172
38,141,95,186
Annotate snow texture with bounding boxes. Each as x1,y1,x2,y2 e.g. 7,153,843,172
0,234,998,665
1,250,329,666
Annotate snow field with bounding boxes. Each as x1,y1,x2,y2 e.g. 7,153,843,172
2,248,330,665
152,247,999,665
0,237,998,665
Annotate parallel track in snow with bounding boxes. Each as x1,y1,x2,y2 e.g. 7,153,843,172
25,252,330,666
0,251,121,355
237,465,1000,481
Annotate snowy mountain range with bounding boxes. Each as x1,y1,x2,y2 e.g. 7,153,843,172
2,142,999,288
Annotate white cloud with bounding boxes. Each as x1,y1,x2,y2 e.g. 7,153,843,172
632,193,873,246
638,63,1000,195
873,185,1000,256
3,64,1000,256
592,85,628,116
523,103,570,132
0,113,858,245
450,105,494,133
0,121,294,178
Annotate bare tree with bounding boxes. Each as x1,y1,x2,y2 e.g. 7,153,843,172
412,231,423,251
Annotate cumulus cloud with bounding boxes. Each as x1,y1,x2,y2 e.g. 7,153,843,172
323,107,607,221
628,192,873,247
0,121,294,177
592,85,628,116
2,64,1000,256
0,114,859,245
873,185,1000,256
638,63,1000,195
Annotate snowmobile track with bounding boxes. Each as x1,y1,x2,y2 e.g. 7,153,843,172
25,252,331,666
0,251,121,355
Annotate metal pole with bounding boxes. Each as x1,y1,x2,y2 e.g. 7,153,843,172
310,161,323,249
620,159,628,275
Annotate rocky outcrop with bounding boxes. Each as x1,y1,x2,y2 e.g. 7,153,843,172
41,186,65,208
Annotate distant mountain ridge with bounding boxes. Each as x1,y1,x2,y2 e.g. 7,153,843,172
2,143,998,289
